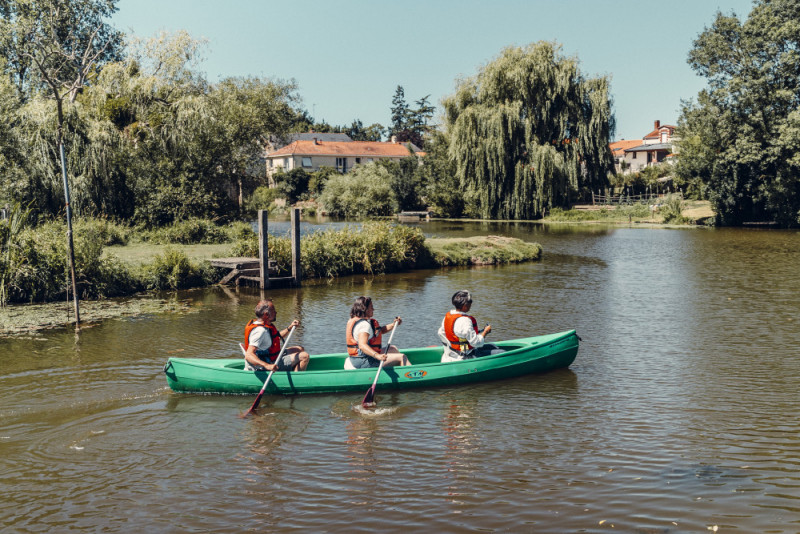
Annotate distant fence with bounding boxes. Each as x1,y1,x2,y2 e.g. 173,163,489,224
592,191,682,205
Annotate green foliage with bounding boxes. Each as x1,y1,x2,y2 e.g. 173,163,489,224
139,218,230,245
74,217,132,246
230,222,433,278
0,29,299,226
318,163,398,218
1,218,139,303
389,86,434,148
659,195,688,224
245,186,282,215
376,157,425,211
676,1,800,226
307,166,338,197
547,204,651,221
443,41,614,220
140,247,212,290
420,130,463,217
275,168,310,204
427,236,542,266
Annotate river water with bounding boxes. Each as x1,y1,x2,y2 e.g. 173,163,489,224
1,221,799,533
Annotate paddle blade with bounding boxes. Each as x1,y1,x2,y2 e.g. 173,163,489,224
239,391,265,418
361,385,377,407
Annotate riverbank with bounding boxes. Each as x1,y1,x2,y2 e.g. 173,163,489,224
0,230,541,335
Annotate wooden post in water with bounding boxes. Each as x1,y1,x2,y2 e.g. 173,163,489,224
258,210,269,289
291,208,301,286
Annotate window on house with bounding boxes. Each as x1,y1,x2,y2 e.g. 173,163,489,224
268,159,273,168
631,152,637,160
355,157,361,164
302,157,312,168
336,157,347,172
366,158,373,163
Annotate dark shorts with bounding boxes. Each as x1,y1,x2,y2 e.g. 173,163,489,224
249,350,296,371
348,355,380,369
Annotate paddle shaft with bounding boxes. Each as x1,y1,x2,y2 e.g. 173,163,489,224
243,325,296,415
362,319,399,406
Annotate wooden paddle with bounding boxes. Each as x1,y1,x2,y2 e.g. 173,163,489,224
361,319,399,407
241,325,296,417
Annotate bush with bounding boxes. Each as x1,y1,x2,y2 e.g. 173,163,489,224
74,217,132,246
2,218,139,303
229,222,432,278
274,168,310,204
319,163,398,218
140,247,214,290
245,186,282,215
660,194,688,224
139,218,230,244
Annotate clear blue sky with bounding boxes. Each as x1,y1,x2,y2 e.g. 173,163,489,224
114,0,755,141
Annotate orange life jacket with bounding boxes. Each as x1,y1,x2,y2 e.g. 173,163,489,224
243,319,282,362
346,317,382,356
443,311,479,353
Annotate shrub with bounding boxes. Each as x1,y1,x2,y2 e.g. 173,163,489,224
140,247,214,290
140,218,230,244
228,222,432,278
245,186,282,215
660,194,689,224
319,163,398,218
2,218,139,303
74,217,132,246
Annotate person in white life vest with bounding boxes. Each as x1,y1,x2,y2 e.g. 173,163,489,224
243,299,310,372
438,290,504,362
344,296,411,369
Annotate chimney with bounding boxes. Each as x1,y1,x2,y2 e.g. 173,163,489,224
313,137,318,145
654,120,661,130
391,135,397,144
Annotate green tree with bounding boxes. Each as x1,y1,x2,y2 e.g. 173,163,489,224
209,76,299,209
443,41,614,220
319,163,397,218
420,130,463,217
2,0,124,327
275,167,310,204
676,1,800,226
389,85,408,139
444,41,614,219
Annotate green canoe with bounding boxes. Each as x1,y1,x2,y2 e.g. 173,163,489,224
163,329,580,395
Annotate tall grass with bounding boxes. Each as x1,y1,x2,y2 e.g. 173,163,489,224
230,222,434,278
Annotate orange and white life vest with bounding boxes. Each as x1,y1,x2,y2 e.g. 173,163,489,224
346,317,382,356
443,311,479,353
244,319,282,362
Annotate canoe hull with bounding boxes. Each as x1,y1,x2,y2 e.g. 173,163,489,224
163,330,579,395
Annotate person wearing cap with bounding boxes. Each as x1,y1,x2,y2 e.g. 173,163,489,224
438,290,504,362
344,296,411,369
243,299,310,372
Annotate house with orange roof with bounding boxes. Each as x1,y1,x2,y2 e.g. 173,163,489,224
265,137,422,180
609,139,642,173
610,120,677,174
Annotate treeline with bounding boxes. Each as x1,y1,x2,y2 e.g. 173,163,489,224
0,1,616,228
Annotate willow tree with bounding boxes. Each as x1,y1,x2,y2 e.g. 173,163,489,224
443,41,614,219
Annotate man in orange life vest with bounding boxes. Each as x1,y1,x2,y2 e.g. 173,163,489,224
438,290,503,363
244,299,309,372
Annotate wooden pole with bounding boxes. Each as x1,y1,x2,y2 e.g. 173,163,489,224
258,210,269,289
291,208,301,287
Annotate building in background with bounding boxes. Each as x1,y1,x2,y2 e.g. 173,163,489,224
265,137,422,181
609,120,677,174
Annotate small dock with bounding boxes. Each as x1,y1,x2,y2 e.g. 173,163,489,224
210,208,302,288
397,210,433,222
